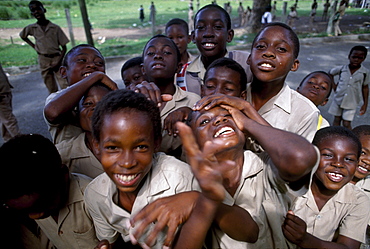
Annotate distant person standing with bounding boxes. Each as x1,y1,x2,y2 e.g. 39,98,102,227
261,5,273,27
287,5,298,28
244,6,252,26
237,2,244,27
149,1,156,23
19,0,69,94
188,5,194,32
271,1,277,20
333,0,347,36
322,0,330,21
139,5,144,22
0,63,19,143
310,0,318,22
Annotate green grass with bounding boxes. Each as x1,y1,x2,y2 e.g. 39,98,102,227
1,0,369,67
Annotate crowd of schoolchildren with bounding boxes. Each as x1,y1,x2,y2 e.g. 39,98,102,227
1,1,370,249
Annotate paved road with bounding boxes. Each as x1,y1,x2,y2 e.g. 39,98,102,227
1,38,369,144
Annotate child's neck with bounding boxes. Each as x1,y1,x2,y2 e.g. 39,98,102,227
250,79,285,111
180,52,190,66
215,148,244,196
152,77,176,95
310,177,338,211
350,176,361,185
348,63,361,75
201,51,227,69
36,18,49,26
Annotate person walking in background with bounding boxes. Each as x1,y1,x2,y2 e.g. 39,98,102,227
19,0,69,94
310,0,318,22
0,63,19,143
287,5,298,28
237,2,244,27
149,1,156,23
328,45,369,130
261,5,273,27
139,5,144,23
333,0,347,36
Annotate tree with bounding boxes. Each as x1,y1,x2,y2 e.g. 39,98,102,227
246,0,271,33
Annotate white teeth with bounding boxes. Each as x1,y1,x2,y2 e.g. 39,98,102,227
116,174,137,182
261,63,272,68
359,166,369,172
83,73,91,77
328,172,344,181
204,43,215,48
214,127,234,138
153,63,164,68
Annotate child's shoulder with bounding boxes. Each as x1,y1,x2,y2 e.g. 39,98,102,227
152,152,193,175
339,183,370,204
85,172,113,197
286,84,320,113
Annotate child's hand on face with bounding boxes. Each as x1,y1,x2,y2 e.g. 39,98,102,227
130,191,199,248
163,106,192,136
194,94,270,127
85,71,118,90
282,210,308,246
177,121,234,202
128,81,173,109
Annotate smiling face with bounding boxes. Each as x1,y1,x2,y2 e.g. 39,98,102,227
189,106,245,153
166,24,191,56
60,47,105,85
247,25,299,85
79,85,111,132
142,37,181,82
297,72,332,106
95,109,157,196
29,3,46,20
314,136,359,193
192,7,233,60
121,65,145,88
354,134,370,180
202,66,243,97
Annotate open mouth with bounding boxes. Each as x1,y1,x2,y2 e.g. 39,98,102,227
357,165,370,174
327,172,344,182
214,126,235,138
258,62,274,70
82,72,92,78
115,173,140,186
202,42,216,49
152,63,165,69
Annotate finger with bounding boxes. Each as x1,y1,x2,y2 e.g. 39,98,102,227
161,94,173,102
163,219,178,247
143,216,170,247
176,122,201,158
147,82,162,106
193,95,215,110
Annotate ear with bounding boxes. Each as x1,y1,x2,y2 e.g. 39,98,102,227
141,63,146,76
240,89,247,100
92,139,101,158
290,59,300,72
227,29,234,43
190,30,195,43
246,54,251,66
60,66,67,79
320,98,329,106
177,62,183,74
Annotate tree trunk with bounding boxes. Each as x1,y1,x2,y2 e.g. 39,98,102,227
246,0,271,33
326,0,338,34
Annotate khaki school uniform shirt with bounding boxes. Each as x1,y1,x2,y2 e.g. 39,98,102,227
355,177,370,226
246,83,320,142
84,152,200,247
21,173,98,249
159,84,200,154
212,149,320,249
292,183,370,244
19,21,69,55
56,132,104,178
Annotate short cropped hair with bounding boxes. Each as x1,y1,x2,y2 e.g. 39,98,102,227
298,71,333,98
194,4,232,30
353,125,370,138
349,45,368,59
313,126,362,159
62,44,104,68
165,18,189,35
92,89,162,144
0,134,62,201
142,34,181,64
204,57,247,92
252,22,300,59
29,0,45,10
120,57,143,76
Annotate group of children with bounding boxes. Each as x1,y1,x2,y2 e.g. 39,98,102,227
1,1,370,249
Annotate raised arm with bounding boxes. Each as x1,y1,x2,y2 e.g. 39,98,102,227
360,84,368,115
44,72,117,124
173,122,258,249
222,105,317,183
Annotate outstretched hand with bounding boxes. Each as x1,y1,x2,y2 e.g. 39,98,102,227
282,210,308,246
128,81,172,108
163,107,192,136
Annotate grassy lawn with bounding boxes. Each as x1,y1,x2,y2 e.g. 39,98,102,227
1,0,369,67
